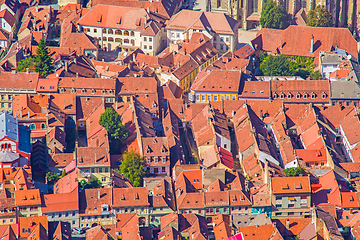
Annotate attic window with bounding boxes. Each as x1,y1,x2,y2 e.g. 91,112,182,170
287,93,292,99
280,93,285,99
136,18,141,26
162,157,166,163
71,88,75,93
281,183,289,190
146,158,150,164
97,14,102,23
102,90,106,94
154,157,158,164
60,88,64,93
321,92,327,99
311,93,316,99
91,89,95,93
117,16,122,25
272,93,277,99
303,92,308,99
294,183,302,189
81,89,86,93
296,93,301,99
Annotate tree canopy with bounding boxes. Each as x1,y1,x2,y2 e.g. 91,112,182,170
284,167,305,177
34,38,54,77
260,0,289,29
259,54,322,79
118,149,147,187
260,55,292,76
46,172,61,185
79,177,102,189
307,5,333,27
99,107,129,154
16,57,35,73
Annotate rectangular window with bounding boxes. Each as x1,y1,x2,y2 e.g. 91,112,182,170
94,29,97,33
196,94,200,102
207,95,211,101
144,37,147,41
149,38,152,42
214,95,218,101
102,177,106,182
201,94,206,102
226,37,229,42
98,168,103,173
105,168,109,173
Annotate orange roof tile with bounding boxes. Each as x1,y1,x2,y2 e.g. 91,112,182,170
112,187,149,208
237,224,281,240
15,189,41,206
42,188,78,213
271,176,311,194
19,215,48,239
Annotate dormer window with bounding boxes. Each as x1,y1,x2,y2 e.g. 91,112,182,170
296,93,301,99
81,88,86,93
161,146,166,153
71,88,75,93
102,89,106,94
280,93,285,99
287,93,292,99
154,157,158,164
322,92,327,99
273,93,277,99
91,89,95,94
311,93,316,99
60,88,64,93
162,157,166,163
146,158,150,164
303,92,308,99
152,103,156,108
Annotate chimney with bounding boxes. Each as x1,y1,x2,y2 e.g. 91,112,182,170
264,159,269,184
26,68,29,74
63,100,65,109
98,189,100,198
310,35,314,54
27,111,30,118
74,57,77,64
286,219,290,229
144,15,147,24
20,110,22,118
65,61,68,71
132,53,136,62
76,72,79,77
94,151,97,163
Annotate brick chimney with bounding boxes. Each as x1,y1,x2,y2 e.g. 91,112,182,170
310,35,314,54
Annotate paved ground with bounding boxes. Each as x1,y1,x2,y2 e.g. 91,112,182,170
238,28,259,48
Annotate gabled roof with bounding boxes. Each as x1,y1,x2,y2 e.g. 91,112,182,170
271,176,311,194
112,187,149,207
254,26,358,59
166,10,239,35
191,70,241,93
15,189,41,206
42,188,78,213
0,9,15,27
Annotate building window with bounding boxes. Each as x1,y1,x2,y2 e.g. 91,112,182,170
115,30,122,35
207,95,211,101
108,37,114,42
124,31,129,36
94,29,97,33
1,103,4,108
196,94,200,102
130,31,135,36
214,95,218,101
149,37,152,42
149,45,152,50
144,37,147,41
201,94,206,102
102,177,106,182
99,168,103,173
108,29,113,34
31,124,35,130
115,38,122,43
162,167,166,172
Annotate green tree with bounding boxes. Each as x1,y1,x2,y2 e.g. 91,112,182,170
60,169,67,178
284,167,305,177
17,57,35,73
260,0,289,29
46,172,60,185
99,107,129,154
260,55,292,76
118,149,147,187
79,177,102,189
34,38,54,77
307,5,333,27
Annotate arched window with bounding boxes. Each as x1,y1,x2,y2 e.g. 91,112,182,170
108,29,113,34
124,39,129,44
103,37,107,41
115,30,122,35
131,39,135,46
1,144,4,150
130,31,134,36
7,144,10,149
108,37,114,42
124,30,129,36
31,124,35,130
41,123,45,129
115,38,122,43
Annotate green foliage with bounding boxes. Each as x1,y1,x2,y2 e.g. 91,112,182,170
259,55,321,79
46,172,60,185
79,177,102,189
258,51,268,63
34,38,54,77
118,149,147,187
17,57,35,73
260,0,289,29
284,167,305,177
60,169,66,178
99,107,129,154
260,55,292,76
307,5,333,27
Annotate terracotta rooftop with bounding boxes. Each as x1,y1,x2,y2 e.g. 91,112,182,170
271,176,311,194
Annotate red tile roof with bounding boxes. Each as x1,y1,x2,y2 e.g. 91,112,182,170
271,176,311,194
191,70,241,93
0,9,15,27
15,189,41,206
254,26,358,59
340,108,360,145
42,188,78,213
237,224,282,240
19,215,48,239
112,187,150,207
